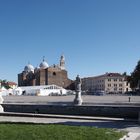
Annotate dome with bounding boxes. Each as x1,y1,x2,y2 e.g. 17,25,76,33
39,59,49,69
24,64,34,73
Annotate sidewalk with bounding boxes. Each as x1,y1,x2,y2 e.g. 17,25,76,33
119,132,140,140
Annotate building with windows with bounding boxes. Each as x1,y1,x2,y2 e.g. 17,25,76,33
18,55,74,89
0,81,17,89
7,82,17,89
82,73,131,94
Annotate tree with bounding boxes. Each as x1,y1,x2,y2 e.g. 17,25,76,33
130,60,140,89
2,79,7,83
0,79,10,89
122,72,127,76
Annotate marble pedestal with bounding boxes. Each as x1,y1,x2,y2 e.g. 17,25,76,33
74,91,83,105
0,95,4,112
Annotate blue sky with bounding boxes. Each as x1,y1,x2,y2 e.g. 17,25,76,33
0,0,140,82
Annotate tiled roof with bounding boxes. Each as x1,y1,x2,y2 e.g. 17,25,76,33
7,82,17,85
104,73,122,77
82,72,123,79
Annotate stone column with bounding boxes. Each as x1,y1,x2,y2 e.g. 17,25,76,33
0,95,4,112
74,75,83,105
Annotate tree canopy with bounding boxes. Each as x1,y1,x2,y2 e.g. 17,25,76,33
130,60,140,89
0,79,10,89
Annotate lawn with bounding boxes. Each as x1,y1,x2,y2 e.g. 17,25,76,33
0,124,125,140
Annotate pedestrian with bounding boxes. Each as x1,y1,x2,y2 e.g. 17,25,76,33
128,97,131,102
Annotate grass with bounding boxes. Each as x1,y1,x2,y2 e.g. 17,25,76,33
0,123,125,140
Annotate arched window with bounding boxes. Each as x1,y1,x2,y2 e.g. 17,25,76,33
53,72,56,76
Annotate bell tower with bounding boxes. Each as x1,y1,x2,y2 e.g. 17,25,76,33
60,54,65,70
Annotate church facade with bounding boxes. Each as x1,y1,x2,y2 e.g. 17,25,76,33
18,55,74,89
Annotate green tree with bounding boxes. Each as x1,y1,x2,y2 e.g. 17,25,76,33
1,79,10,89
130,60,140,89
2,79,7,83
122,72,127,76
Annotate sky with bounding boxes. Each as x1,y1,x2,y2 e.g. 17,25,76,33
0,0,140,82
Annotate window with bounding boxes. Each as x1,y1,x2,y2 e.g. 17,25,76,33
114,79,117,82
114,88,117,91
53,72,56,76
119,84,122,87
119,78,122,82
108,84,111,87
114,84,117,87
108,79,111,81
126,88,128,92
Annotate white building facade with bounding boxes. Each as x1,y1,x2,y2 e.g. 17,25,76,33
14,85,67,96
82,73,131,94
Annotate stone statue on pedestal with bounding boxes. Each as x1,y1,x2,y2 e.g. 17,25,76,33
0,94,4,112
74,75,83,105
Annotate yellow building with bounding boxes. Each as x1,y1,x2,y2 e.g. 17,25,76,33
82,73,131,94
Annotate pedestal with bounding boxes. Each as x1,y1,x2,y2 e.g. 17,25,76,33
0,95,4,112
0,105,3,112
74,91,83,106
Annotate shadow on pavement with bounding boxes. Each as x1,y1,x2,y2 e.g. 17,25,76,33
57,120,140,130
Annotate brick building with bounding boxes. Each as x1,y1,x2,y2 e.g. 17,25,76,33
18,55,74,89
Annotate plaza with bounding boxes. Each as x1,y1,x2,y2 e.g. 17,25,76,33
3,95,140,105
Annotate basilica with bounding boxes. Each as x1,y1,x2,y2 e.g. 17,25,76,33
18,55,74,89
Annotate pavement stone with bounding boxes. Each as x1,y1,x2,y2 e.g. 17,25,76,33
119,132,140,140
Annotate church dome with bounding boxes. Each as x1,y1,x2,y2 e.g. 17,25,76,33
24,64,34,73
39,59,49,69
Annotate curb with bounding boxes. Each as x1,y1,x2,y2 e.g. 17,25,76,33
0,112,138,122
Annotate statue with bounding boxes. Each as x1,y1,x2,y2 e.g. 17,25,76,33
0,94,4,112
75,75,81,91
74,75,83,105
